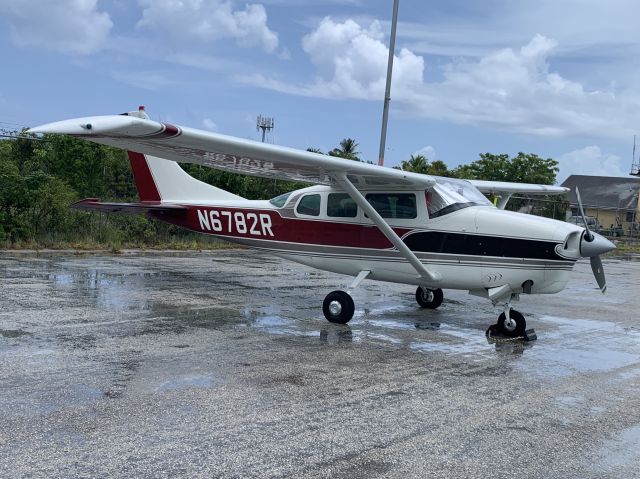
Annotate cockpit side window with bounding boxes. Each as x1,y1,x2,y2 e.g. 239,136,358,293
296,194,321,216
426,189,450,218
365,193,417,219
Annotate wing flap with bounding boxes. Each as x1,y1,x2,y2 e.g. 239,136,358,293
72,198,188,215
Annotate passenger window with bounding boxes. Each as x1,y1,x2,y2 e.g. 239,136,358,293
296,194,321,216
365,193,417,219
327,193,357,218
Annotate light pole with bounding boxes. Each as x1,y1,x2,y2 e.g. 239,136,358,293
377,0,400,167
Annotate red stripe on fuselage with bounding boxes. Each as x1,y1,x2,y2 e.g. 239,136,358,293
127,151,161,202
150,205,410,249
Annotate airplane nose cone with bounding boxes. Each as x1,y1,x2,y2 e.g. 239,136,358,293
580,231,616,257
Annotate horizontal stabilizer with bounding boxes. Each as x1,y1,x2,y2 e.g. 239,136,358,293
71,198,187,215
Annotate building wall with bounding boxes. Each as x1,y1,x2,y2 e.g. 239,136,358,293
585,208,636,232
586,208,615,228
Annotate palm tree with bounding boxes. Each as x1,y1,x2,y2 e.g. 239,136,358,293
329,138,361,161
400,154,429,174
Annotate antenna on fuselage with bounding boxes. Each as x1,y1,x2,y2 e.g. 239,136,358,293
377,0,400,167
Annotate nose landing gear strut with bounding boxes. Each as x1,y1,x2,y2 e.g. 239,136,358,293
487,293,536,341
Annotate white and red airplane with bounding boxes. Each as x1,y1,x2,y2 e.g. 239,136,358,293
30,107,615,337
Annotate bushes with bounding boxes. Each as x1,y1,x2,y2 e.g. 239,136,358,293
0,134,230,249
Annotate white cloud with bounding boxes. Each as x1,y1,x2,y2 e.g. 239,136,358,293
137,0,279,53
0,0,112,55
405,35,640,140
414,145,436,159
244,20,640,140
557,146,628,182
399,0,640,65
202,118,217,131
241,17,424,100
111,71,176,91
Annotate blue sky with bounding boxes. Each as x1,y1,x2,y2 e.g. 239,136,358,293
1,0,640,183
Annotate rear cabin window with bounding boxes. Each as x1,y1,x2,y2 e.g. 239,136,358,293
269,192,292,208
296,194,321,216
327,193,357,218
365,193,417,219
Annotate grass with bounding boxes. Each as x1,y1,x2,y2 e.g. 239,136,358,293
0,236,241,252
611,241,640,255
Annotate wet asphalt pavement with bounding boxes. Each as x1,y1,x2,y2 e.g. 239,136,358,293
1,250,640,478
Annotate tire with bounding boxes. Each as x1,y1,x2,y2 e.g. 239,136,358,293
323,290,355,324
497,309,526,338
415,287,444,309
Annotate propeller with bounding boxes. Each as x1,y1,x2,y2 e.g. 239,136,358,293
575,187,593,242
575,186,613,293
590,255,607,293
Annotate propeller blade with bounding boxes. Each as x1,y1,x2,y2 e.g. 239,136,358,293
575,187,593,241
590,255,607,293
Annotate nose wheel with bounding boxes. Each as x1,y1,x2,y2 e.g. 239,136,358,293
497,309,526,338
323,290,355,324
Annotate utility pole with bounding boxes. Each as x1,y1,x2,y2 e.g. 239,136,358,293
378,0,400,167
257,115,274,143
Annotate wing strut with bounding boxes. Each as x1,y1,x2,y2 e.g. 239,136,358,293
496,193,512,210
333,172,441,284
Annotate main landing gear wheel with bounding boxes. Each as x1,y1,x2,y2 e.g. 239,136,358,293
497,309,526,338
415,287,443,309
323,290,355,324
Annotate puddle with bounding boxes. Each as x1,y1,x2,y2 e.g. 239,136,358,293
590,424,640,472
555,395,583,406
0,329,32,338
3,383,104,417
520,315,640,377
156,375,221,392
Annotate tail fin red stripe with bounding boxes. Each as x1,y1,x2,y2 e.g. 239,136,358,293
127,151,161,201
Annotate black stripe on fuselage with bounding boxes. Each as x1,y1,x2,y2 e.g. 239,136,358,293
403,231,564,261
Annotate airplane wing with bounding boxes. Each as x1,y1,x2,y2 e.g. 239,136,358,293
72,198,187,215
29,115,435,190
468,180,568,196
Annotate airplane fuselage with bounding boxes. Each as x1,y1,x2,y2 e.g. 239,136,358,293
150,185,582,296
30,110,617,331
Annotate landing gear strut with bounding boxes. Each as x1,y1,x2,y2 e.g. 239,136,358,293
415,286,443,309
322,290,355,324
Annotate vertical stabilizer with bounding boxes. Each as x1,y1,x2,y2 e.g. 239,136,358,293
127,151,243,203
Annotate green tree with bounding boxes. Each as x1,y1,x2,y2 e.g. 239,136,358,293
451,152,559,185
451,152,563,219
329,138,361,161
399,154,428,173
397,154,451,177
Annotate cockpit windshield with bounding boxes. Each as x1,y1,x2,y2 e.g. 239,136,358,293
427,178,492,218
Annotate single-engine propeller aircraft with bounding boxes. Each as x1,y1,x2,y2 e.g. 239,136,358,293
30,107,615,337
